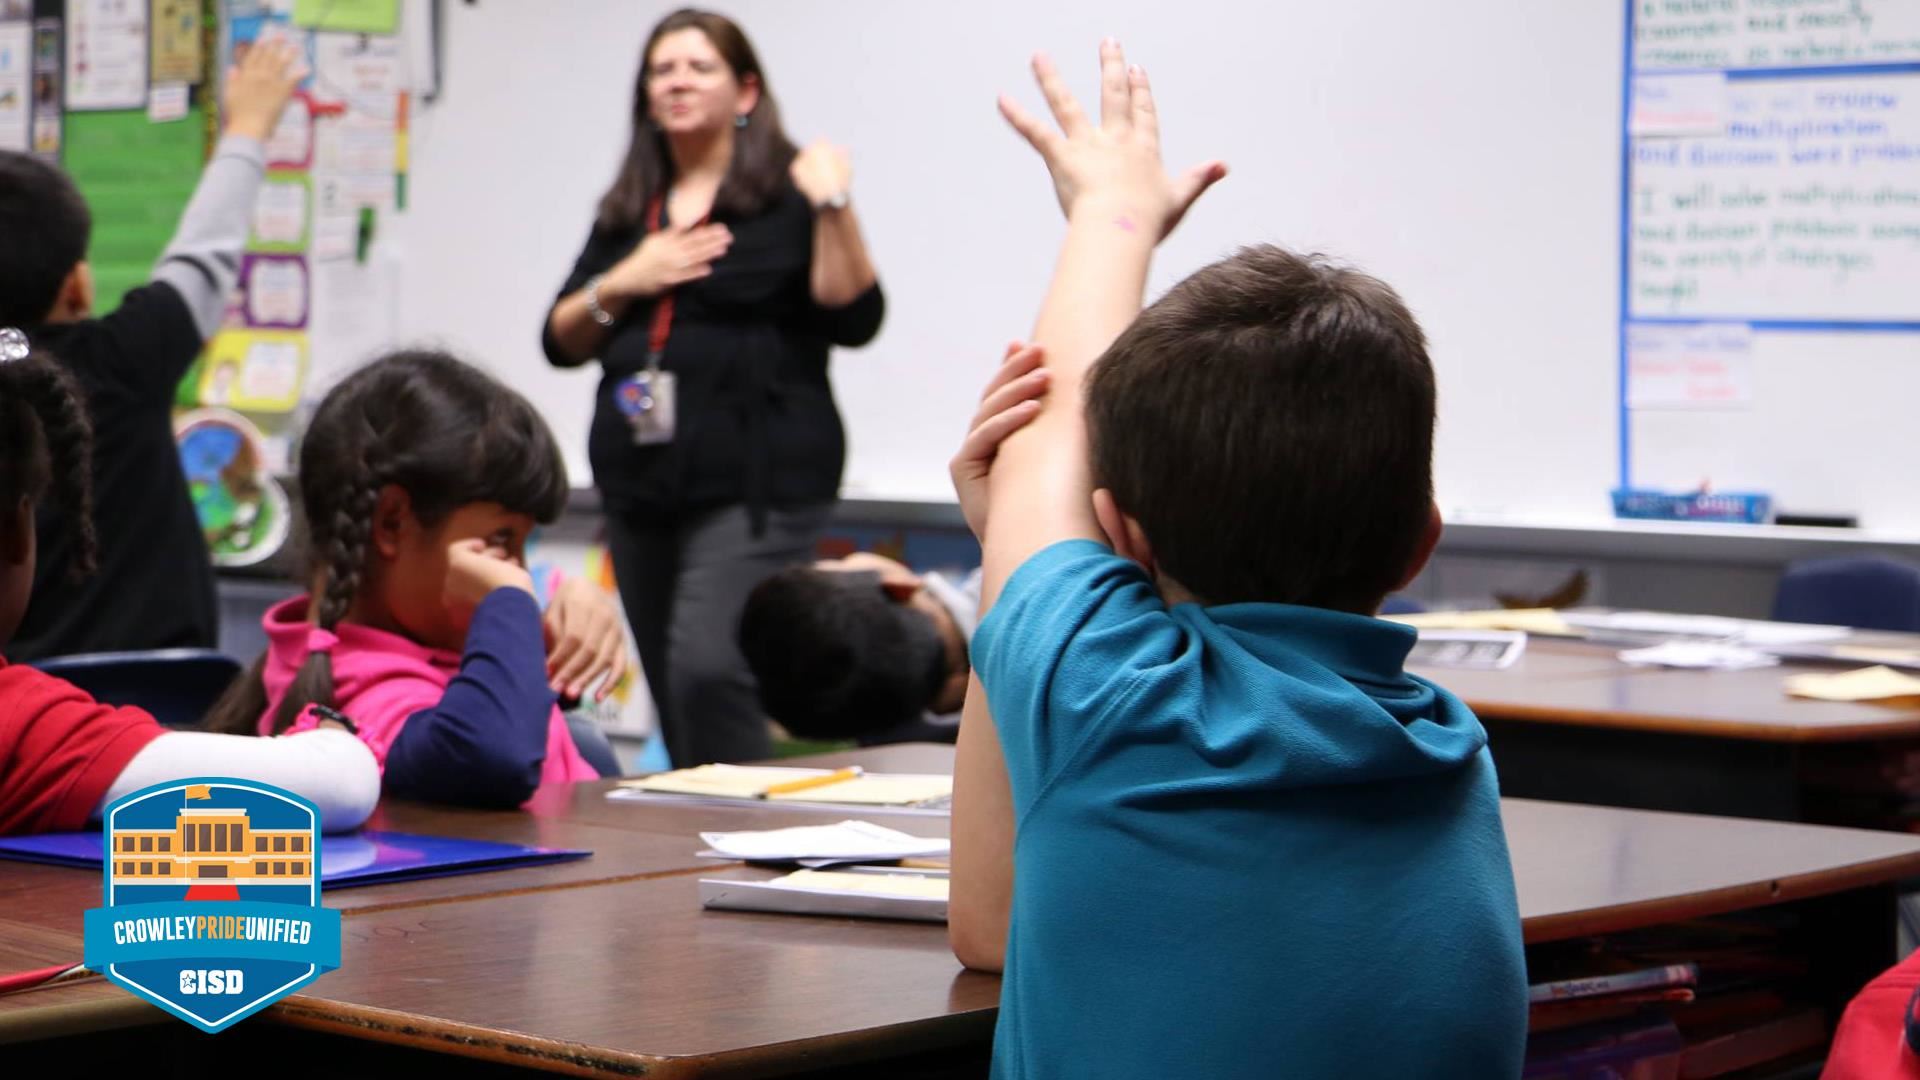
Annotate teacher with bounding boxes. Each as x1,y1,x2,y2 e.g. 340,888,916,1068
543,8,883,767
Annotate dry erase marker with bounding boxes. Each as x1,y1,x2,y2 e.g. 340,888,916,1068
760,767,864,798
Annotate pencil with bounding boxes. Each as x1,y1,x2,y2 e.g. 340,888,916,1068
761,766,864,797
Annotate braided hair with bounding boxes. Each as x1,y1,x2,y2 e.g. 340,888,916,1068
204,349,569,734
0,343,97,594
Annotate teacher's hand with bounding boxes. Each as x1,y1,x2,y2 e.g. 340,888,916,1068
790,141,853,209
600,222,734,301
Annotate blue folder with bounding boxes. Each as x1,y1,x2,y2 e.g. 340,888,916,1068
0,830,590,889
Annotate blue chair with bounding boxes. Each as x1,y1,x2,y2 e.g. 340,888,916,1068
1772,556,1920,632
565,714,625,778
29,649,243,729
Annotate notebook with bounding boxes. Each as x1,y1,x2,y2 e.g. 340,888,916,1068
699,866,949,922
612,764,953,809
0,829,590,888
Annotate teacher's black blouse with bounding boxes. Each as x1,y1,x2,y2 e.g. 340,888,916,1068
542,181,884,524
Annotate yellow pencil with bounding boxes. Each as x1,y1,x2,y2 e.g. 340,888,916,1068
761,767,864,797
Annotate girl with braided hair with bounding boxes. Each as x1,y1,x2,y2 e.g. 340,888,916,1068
204,350,618,808
0,330,379,834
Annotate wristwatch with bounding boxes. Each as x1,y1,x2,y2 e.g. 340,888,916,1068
816,190,851,212
584,274,616,327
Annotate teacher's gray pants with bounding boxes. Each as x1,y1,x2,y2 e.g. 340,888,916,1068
605,501,832,767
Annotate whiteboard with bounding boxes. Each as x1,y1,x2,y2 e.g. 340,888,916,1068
391,0,1631,525
1622,2,1920,529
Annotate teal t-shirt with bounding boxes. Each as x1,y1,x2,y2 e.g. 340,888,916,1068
973,541,1526,1079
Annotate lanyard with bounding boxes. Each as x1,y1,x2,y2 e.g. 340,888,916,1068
644,193,708,370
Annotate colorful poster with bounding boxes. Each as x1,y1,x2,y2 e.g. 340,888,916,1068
0,20,27,152
149,0,203,85
310,30,398,112
29,17,58,158
291,0,397,35
64,0,147,111
201,329,308,413
248,172,312,251
262,92,313,167
175,409,294,567
238,253,309,328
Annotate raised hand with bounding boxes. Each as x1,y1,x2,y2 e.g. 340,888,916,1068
998,39,1226,240
790,140,853,209
224,38,305,143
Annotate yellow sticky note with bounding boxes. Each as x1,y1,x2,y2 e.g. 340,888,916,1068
1784,666,1920,703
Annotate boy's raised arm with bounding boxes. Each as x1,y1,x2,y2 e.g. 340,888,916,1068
980,40,1225,603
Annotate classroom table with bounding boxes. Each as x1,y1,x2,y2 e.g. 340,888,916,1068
1409,635,1920,822
8,746,1920,1076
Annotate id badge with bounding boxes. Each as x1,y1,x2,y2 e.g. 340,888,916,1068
616,370,677,446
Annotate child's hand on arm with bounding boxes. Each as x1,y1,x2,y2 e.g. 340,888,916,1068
950,341,1050,542
543,578,631,703
442,539,535,632
222,38,304,143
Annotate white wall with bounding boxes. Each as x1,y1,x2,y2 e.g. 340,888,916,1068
394,0,1627,520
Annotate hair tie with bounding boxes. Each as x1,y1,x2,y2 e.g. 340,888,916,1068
306,627,340,656
0,328,29,363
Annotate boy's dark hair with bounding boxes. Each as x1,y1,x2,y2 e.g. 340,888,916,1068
598,8,798,229
1085,245,1435,613
0,153,92,327
205,349,570,736
738,567,946,739
0,348,97,576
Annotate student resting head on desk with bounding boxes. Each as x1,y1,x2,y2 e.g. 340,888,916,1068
738,554,979,745
0,334,378,835
944,41,1528,1079
203,350,624,808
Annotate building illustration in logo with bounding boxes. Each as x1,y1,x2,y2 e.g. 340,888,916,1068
83,779,341,1033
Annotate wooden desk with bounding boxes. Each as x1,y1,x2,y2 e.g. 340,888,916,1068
1412,638,1920,821
12,746,1920,1076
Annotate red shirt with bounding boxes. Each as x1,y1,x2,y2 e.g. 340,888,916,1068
0,655,165,834
1827,950,1920,1080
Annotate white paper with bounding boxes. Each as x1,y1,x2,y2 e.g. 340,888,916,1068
65,0,148,111
147,82,189,122
1408,630,1528,670
0,22,29,152
246,258,309,325
1619,641,1780,670
1626,322,1755,411
252,179,311,245
697,820,949,863
1631,73,1727,137
1563,610,1850,646
311,31,400,114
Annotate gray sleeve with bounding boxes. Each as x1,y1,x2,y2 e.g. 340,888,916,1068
149,134,268,341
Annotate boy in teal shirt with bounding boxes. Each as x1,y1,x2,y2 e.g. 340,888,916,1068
946,42,1527,1078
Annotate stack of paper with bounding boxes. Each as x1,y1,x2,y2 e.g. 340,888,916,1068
1389,609,1577,636
1618,642,1780,671
699,866,950,922
1784,666,1920,703
1561,611,1851,647
698,820,948,866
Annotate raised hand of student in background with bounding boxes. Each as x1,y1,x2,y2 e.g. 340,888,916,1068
951,341,1051,541
998,39,1227,240
543,578,631,703
442,539,536,631
223,38,306,143
600,222,734,301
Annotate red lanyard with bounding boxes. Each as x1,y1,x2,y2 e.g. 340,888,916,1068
644,193,708,366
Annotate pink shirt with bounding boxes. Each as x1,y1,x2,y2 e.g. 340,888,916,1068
257,596,597,798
